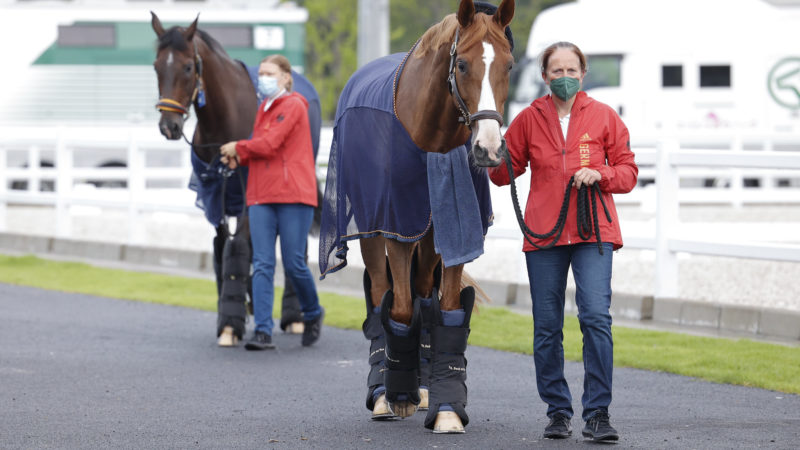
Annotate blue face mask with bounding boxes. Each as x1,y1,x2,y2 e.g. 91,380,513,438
258,76,279,98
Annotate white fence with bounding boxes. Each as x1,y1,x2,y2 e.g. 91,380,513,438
2,126,800,300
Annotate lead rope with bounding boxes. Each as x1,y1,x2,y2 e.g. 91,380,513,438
219,164,248,235
504,151,613,255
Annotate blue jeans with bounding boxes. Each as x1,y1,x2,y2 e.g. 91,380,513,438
525,243,613,421
249,203,322,335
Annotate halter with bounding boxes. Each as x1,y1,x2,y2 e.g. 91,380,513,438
447,28,504,128
155,40,205,117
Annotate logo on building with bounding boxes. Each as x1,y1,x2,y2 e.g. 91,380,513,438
768,57,800,110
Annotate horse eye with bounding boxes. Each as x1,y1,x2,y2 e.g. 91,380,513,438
508,62,514,72
184,64,193,74
457,60,467,73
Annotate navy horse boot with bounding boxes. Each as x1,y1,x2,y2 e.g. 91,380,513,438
413,258,442,411
380,290,422,418
424,286,475,433
362,268,394,420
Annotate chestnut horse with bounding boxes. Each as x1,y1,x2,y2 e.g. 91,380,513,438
320,0,514,433
150,13,320,345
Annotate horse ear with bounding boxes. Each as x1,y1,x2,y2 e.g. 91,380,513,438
184,14,199,42
494,0,515,29
457,0,476,28
151,11,165,38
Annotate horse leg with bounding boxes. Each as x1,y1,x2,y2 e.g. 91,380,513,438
412,232,442,411
380,238,422,418
216,217,252,347
213,224,227,297
213,223,238,347
279,242,305,334
359,236,394,419
424,262,473,433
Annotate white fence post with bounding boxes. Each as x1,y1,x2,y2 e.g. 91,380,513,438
55,130,73,238
0,147,7,232
127,138,146,245
655,139,679,299
730,135,743,209
28,145,41,193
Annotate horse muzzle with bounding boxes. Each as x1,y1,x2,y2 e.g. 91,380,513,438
471,138,506,168
159,114,185,141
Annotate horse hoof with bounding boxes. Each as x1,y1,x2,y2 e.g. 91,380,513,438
217,326,238,347
433,411,465,434
286,322,305,334
371,394,396,421
388,399,418,419
418,388,429,411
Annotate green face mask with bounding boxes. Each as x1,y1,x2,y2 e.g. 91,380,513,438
549,76,581,101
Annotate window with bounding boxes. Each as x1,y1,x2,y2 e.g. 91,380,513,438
204,26,253,48
57,25,115,47
662,65,683,87
583,54,622,91
700,65,731,87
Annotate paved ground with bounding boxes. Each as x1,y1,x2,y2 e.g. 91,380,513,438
2,283,799,449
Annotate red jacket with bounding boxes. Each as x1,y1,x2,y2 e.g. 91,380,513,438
489,91,638,252
236,91,318,208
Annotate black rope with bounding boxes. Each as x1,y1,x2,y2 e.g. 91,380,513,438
182,130,224,149
504,150,612,254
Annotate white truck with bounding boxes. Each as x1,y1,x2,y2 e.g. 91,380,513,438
508,0,800,141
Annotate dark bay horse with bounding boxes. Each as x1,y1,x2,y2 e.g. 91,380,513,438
150,13,321,345
320,0,514,433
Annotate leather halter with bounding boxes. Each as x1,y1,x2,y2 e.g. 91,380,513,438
447,28,504,128
155,40,204,117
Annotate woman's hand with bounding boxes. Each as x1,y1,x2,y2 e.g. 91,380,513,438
220,141,239,169
573,167,601,189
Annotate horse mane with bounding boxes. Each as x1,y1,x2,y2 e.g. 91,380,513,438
157,27,227,56
414,13,509,59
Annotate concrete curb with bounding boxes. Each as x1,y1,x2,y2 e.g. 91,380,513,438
1,231,798,343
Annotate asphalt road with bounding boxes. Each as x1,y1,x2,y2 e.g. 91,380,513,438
2,283,799,449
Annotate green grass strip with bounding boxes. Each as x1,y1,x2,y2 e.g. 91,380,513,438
2,253,799,394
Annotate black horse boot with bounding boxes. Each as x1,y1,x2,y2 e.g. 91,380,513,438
362,269,393,420
380,290,422,418
279,274,304,333
414,259,441,411
212,224,227,298
216,223,251,346
424,286,475,433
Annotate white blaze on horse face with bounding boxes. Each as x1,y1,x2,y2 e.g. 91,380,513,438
474,41,502,158
167,51,174,66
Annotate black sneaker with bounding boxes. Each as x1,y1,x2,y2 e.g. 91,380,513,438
543,413,572,439
302,307,324,347
582,411,619,442
244,331,275,351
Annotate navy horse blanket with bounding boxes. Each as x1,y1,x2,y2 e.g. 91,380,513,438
189,64,322,226
318,52,493,278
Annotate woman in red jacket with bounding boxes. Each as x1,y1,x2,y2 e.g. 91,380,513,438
220,55,323,350
489,42,637,442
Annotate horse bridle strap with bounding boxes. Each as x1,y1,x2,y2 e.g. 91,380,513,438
447,28,504,128
155,40,204,117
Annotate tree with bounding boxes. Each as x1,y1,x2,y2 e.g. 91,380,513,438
293,0,358,122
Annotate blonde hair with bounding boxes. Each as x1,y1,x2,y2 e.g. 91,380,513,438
540,41,587,74
260,54,293,91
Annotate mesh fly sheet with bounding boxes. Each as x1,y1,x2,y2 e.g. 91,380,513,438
318,52,493,278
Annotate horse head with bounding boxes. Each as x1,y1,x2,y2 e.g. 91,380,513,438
450,0,515,167
151,12,202,141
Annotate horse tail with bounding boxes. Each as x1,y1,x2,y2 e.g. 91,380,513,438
460,270,492,307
